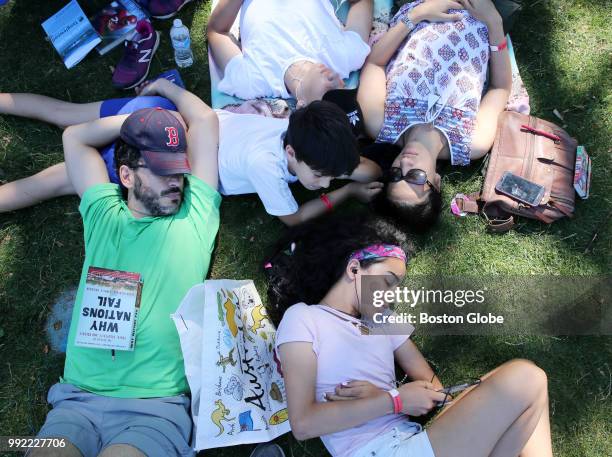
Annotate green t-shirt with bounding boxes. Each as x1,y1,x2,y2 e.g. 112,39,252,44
62,175,221,398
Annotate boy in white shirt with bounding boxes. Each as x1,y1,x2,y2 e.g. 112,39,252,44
0,80,381,225
207,0,373,107
215,99,382,226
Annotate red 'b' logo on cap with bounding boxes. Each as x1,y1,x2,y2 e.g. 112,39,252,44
165,126,179,147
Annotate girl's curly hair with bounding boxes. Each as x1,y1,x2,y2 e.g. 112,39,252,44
263,212,412,326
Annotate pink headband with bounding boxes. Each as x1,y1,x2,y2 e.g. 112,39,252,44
349,244,407,263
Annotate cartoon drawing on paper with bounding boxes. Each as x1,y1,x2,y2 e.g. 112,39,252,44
252,345,263,363
239,287,257,309
239,410,259,432
269,408,289,426
257,362,272,378
222,328,233,348
177,279,292,450
224,376,244,401
269,382,283,403
217,291,224,322
261,414,270,431
211,399,235,437
217,348,237,372
249,304,270,335
223,297,238,337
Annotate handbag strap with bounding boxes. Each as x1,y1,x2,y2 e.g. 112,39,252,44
455,192,481,214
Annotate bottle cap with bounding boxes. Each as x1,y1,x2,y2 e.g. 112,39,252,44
173,19,183,27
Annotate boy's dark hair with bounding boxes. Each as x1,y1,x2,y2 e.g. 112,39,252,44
114,137,141,199
263,212,412,326
284,100,359,177
372,186,443,234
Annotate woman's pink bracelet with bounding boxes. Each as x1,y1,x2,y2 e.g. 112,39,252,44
387,389,403,414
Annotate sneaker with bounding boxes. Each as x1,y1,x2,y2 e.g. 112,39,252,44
249,443,285,457
140,0,195,20
112,20,160,90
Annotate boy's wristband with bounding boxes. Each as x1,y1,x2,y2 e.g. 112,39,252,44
320,193,333,212
386,388,403,414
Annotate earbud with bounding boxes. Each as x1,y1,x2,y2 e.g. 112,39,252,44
351,267,358,274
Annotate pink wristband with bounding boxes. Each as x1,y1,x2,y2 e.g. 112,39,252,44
387,389,403,414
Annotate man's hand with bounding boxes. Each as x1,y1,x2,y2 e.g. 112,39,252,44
457,0,501,26
411,0,463,23
324,381,382,401
348,181,384,203
398,381,447,416
136,78,171,97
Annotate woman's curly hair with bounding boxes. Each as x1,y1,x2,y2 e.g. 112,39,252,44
263,212,412,326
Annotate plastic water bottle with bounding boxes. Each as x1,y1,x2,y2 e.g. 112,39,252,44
170,19,194,68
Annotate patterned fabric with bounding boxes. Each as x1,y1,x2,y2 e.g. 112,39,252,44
376,1,490,166
349,244,407,263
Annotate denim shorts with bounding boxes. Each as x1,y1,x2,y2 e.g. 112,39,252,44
35,382,195,457
352,422,435,457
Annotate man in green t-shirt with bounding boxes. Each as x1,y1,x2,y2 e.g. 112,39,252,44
30,85,221,457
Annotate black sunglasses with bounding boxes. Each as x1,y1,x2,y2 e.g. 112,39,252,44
384,167,439,193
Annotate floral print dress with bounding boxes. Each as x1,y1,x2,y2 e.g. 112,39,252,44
375,1,490,165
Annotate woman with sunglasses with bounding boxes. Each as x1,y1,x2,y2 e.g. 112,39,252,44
357,0,512,232
266,213,553,457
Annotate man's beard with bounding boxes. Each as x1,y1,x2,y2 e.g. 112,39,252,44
133,174,182,216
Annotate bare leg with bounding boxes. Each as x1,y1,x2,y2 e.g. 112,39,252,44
0,93,102,129
345,0,374,43
0,163,75,212
27,439,82,457
98,444,146,457
517,390,552,457
427,359,553,457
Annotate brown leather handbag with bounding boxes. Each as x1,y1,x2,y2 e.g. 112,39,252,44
457,111,578,232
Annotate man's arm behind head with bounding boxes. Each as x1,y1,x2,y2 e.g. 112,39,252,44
62,115,128,197
138,79,219,190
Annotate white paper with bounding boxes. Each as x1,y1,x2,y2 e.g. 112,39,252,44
173,280,290,450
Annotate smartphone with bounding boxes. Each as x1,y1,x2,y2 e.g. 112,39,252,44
495,172,545,206
437,379,481,396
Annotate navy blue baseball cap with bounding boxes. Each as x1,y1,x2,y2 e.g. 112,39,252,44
120,107,191,175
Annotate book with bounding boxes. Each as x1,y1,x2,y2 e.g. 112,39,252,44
41,0,101,69
573,145,592,199
150,69,185,89
91,0,148,55
74,267,143,351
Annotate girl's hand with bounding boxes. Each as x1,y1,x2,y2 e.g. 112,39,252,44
325,381,382,401
411,0,463,23
456,0,501,26
398,381,447,416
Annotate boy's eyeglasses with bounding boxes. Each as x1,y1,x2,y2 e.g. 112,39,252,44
384,167,439,194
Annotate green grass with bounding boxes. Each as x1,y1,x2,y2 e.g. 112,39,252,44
0,0,610,456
